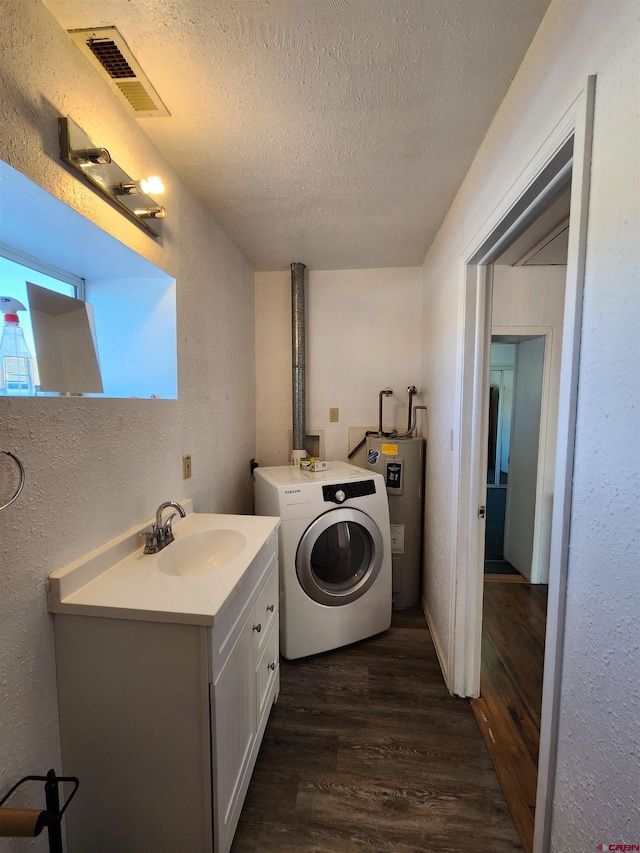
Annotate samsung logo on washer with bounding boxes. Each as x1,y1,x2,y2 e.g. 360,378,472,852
283,487,310,504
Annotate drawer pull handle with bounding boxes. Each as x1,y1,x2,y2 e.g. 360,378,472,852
266,604,275,612
253,623,262,633
268,662,276,671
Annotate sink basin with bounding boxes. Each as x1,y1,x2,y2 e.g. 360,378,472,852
157,529,247,577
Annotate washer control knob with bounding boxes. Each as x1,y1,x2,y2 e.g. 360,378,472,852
334,489,346,503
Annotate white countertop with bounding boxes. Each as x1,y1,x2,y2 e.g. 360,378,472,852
47,510,280,626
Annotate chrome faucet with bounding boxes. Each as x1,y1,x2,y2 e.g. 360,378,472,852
143,501,186,554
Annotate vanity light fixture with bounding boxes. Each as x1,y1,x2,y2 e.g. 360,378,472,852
58,116,166,238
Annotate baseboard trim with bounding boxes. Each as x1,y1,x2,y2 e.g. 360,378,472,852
422,593,450,691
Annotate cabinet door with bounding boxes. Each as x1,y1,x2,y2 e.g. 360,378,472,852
210,615,255,853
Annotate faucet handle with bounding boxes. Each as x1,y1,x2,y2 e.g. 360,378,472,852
163,512,178,543
142,528,160,554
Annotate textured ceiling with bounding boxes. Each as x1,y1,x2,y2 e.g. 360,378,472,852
44,0,550,271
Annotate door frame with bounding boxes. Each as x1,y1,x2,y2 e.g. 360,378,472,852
450,77,596,852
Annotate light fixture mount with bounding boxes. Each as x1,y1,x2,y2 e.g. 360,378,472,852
58,116,165,238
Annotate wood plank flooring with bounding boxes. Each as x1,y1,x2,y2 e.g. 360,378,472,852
231,608,522,853
471,580,548,853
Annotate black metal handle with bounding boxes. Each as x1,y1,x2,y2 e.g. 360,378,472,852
0,769,79,853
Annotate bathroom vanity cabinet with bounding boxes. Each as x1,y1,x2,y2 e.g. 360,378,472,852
49,514,280,853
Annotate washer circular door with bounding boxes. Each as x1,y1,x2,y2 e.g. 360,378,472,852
296,507,384,606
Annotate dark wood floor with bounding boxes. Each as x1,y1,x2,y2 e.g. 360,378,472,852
471,579,548,853
231,607,523,853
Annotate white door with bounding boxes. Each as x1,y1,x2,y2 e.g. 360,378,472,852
503,336,545,579
211,615,255,853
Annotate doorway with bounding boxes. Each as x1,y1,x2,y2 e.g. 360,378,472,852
477,329,557,852
453,74,595,853
477,278,563,850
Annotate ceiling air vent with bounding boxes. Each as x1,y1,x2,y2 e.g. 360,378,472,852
68,27,170,118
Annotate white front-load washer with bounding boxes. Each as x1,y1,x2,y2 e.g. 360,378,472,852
254,461,392,659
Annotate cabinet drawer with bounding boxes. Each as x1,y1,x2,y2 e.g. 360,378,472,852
252,564,278,653
209,533,277,682
255,619,279,728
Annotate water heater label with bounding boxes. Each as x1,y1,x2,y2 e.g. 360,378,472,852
385,461,402,489
382,443,398,456
390,524,405,554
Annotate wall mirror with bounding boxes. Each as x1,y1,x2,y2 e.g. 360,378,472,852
0,159,177,399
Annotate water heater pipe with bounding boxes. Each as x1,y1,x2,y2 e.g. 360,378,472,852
406,385,418,432
378,388,393,435
396,404,427,439
291,262,307,464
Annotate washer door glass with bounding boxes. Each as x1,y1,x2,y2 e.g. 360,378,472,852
296,507,383,606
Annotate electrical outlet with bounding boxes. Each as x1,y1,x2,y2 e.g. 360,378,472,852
329,407,339,423
182,454,192,479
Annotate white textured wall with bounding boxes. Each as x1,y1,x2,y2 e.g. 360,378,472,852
255,267,422,466
418,242,460,674
0,2,255,844
552,0,640,838
420,1,639,848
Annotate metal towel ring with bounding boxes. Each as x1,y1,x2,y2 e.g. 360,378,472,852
0,450,25,511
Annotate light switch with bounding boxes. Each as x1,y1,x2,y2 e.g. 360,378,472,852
182,454,192,478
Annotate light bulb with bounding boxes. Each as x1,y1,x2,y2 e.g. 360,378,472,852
139,176,164,195
112,177,165,197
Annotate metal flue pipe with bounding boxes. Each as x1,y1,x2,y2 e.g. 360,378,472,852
291,262,307,464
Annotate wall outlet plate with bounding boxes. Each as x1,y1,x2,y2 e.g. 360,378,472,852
182,454,192,479
329,407,339,423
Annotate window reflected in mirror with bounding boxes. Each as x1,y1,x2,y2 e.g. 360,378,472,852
0,252,86,395
27,282,104,395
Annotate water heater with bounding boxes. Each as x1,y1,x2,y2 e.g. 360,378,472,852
365,436,425,610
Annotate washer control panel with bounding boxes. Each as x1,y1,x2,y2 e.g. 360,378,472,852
322,479,376,504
